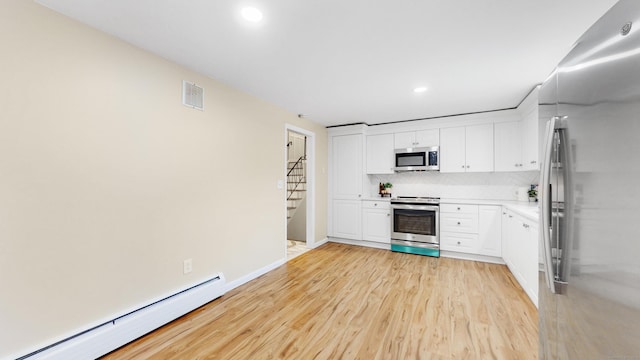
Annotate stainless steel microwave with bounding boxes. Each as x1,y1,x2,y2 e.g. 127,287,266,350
393,146,439,172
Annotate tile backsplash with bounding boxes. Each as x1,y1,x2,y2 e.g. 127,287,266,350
368,171,539,201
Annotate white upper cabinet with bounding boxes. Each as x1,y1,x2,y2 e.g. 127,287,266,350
519,86,540,171
394,129,439,148
521,105,539,171
366,134,394,174
331,133,363,199
494,121,523,171
441,124,494,173
440,127,466,172
466,124,494,172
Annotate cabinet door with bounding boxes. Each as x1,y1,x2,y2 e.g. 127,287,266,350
332,134,363,199
521,106,540,171
440,127,466,173
526,222,539,307
494,122,523,172
394,132,415,148
478,205,502,257
333,200,362,240
441,232,478,252
465,123,494,172
505,211,520,275
366,134,394,174
512,215,529,292
414,129,439,147
501,210,513,267
362,208,391,243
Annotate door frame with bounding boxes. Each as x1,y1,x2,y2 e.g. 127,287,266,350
284,124,315,251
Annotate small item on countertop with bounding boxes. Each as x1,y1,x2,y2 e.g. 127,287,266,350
379,182,384,197
381,182,393,197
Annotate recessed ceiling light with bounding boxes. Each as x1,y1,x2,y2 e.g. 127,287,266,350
241,7,263,22
413,86,428,93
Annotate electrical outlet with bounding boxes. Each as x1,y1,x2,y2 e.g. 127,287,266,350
183,258,193,274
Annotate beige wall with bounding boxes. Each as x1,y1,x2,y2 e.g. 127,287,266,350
0,1,327,357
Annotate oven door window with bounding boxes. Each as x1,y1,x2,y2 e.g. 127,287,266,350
393,209,436,236
396,153,426,167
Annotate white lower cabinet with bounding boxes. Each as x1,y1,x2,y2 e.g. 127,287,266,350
440,204,501,257
502,209,538,307
478,205,502,257
361,200,390,243
332,200,362,240
441,232,478,252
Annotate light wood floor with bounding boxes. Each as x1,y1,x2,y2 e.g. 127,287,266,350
101,243,538,359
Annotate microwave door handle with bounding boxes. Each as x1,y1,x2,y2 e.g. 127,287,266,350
540,116,557,294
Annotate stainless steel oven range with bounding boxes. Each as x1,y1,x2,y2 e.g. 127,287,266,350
390,196,440,257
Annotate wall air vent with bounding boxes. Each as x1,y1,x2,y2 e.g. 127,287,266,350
182,80,204,110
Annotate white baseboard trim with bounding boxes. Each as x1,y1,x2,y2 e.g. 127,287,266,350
440,250,505,264
308,237,328,249
223,258,286,293
18,274,225,360
16,256,293,360
328,237,391,251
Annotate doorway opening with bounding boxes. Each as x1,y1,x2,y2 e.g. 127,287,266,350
285,125,315,260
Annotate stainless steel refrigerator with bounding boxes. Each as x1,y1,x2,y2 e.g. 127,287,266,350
539,0,640,358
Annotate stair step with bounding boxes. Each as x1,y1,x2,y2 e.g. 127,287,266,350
288,197,302,201
287,206,296,210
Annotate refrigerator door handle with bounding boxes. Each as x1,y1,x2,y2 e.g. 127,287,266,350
540,116,557,294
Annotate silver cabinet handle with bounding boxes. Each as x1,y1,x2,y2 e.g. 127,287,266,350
531,160,537,164
358,194,361,198
457,221,461,225
374,203,377,206
461,165,465,168
457,207,461,210
466,165,470,168
457,241,461,245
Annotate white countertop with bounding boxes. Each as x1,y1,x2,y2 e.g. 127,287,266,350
441,198,540,222
361,196,539,222
362,197,391,202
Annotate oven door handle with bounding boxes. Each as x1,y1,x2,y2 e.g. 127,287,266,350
390,204,439,211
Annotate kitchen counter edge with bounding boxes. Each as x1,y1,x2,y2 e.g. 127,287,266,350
440,198,539,222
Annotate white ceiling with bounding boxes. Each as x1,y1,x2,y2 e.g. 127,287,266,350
37,0,617,127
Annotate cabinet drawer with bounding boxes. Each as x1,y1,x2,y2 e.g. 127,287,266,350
361,200,390,210
440,232,478,252
440,213,479,233
440,203,478,214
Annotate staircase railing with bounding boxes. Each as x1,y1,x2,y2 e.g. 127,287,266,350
287,155,305,200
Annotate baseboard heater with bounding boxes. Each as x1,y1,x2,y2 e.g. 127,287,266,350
19,273,225,360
